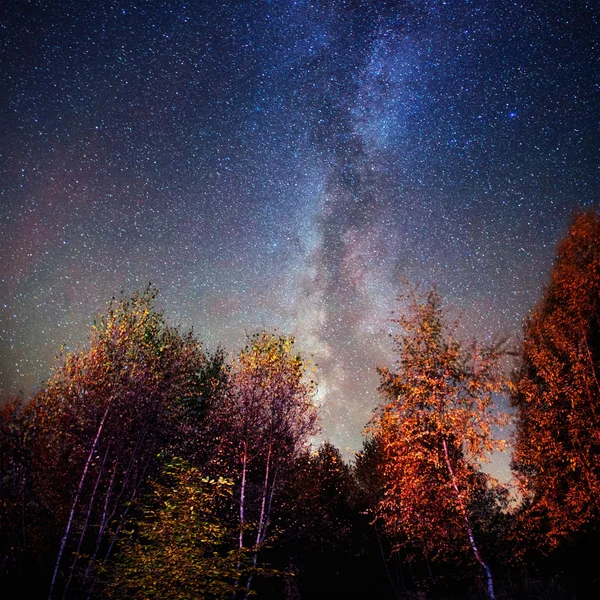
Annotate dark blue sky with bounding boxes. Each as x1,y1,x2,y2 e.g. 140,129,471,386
1,0,599,476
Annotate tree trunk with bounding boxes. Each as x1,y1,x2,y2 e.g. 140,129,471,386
244,442,273,599
442,438,496,600
62,443,110,599
233,443,249,599
239,443,248,551
48,396,113,600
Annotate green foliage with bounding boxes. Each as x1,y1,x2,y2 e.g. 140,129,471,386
102,458,251,600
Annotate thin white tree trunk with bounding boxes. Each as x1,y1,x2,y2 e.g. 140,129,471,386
86,456,152,600
442,438,495,600
83,421,154,593
232,443,249,599
239,443,248,551
48,396,113,600
263,467,278,539
82,461,117,585
62,444,110,599
244,443,273,599
255,442,272,548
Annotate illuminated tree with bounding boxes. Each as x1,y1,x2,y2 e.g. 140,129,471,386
102,458,248,600
219,332,318,598
0,288,214,599
511,209,600,550
372,288,506,599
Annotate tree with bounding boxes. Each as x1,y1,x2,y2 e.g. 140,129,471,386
0,396,41,592
47,287,215,599
101,458,248,600
354,434,407,596
274,442,357,598
372,288,506,599
282,442,354,548
0,287,215,599
219,332,319,598
511,209,600,551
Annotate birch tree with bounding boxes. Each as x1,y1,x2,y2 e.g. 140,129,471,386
0,288,212,599
223,332,318,598
372,288,506,599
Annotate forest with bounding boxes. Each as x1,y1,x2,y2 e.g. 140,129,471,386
1,209,599,600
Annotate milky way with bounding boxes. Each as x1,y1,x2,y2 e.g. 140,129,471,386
1,1,599,476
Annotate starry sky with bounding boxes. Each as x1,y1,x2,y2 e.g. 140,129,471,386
1,0,599,475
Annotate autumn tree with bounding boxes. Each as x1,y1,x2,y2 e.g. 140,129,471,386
0,288,217,599
372,288,507,600
511,209,600,552
218,332,319,598
48,288,215,599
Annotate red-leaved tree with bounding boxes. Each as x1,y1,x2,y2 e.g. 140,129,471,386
372,288,507,599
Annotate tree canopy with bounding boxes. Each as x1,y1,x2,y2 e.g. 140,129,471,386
372,288,507,599
511,209,600,550
4,209,600,599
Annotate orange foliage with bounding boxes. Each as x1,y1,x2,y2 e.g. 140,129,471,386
372,288,507,598
511,209,600,550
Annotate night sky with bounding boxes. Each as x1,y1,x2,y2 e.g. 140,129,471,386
1,0,599,476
